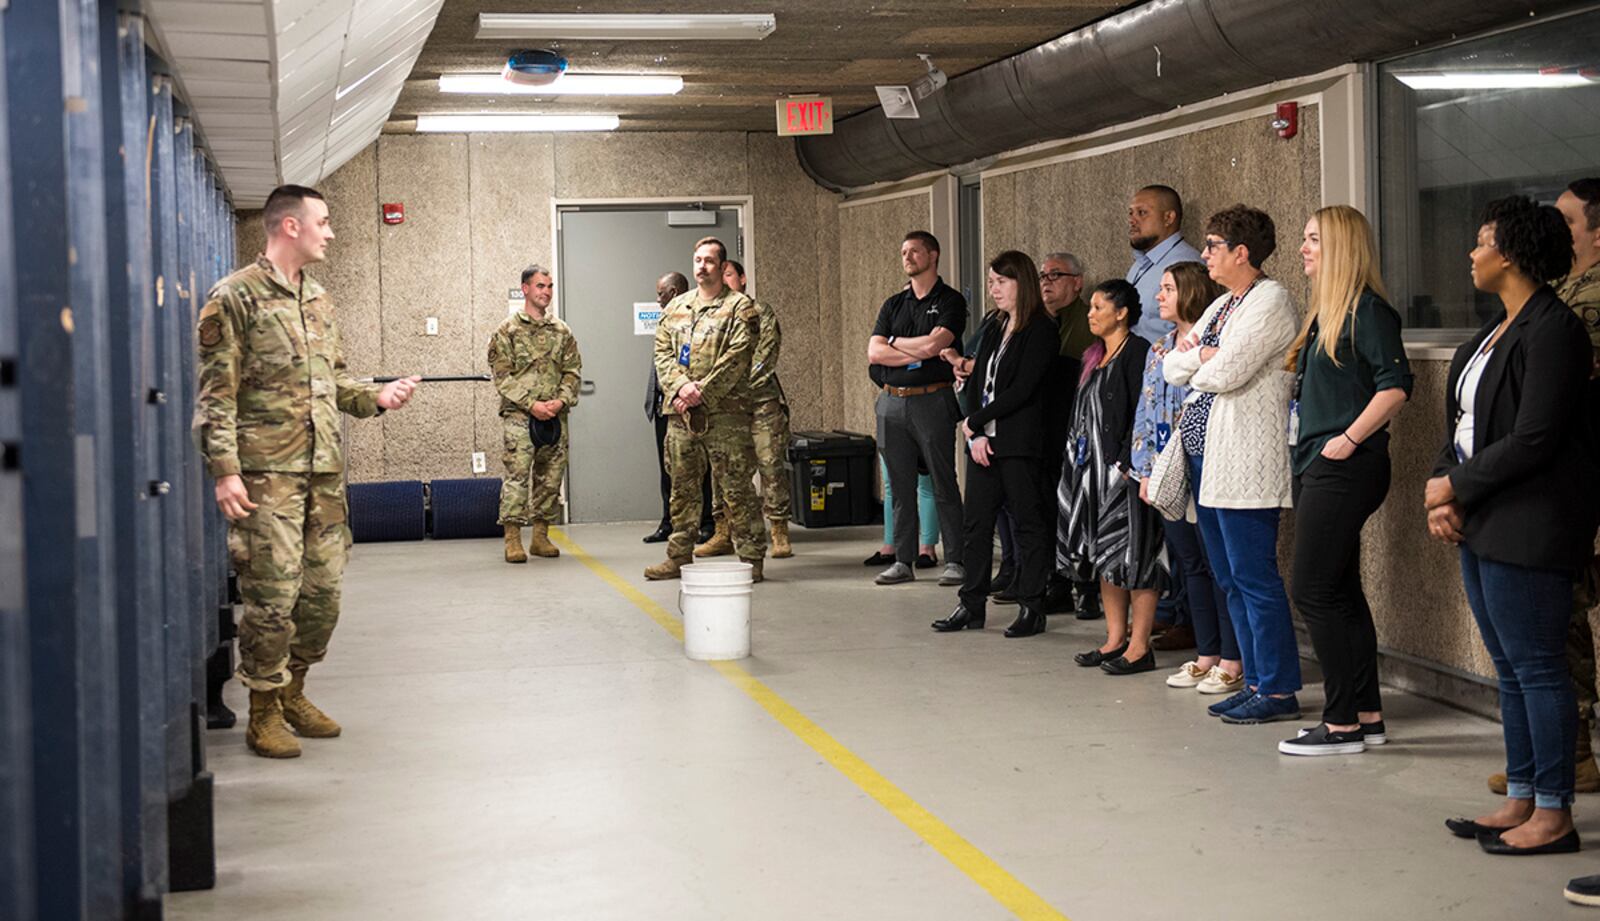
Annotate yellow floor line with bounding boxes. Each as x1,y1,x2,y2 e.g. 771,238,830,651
551,528,1070,921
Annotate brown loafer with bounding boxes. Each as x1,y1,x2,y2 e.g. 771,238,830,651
1152,624,1197,651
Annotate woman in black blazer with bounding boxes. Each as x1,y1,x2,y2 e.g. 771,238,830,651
1428,196,1595,856
1062,280,1164,674
931,250,1060,638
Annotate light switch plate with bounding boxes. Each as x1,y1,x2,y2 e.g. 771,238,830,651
471,451,486,474
425,317,439,335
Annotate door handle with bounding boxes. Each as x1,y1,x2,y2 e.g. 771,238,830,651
579,379,596,395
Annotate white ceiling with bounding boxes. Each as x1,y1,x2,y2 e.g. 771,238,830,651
146,0,447,208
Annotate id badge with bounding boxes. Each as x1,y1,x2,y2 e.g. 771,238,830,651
678,343,691,367
1286,398,1300,446
1155,422,1171,452
1074,434,1089,467
906,360,922,370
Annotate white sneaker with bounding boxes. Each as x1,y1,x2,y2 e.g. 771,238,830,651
875,562,915,585
937,562,965,587
1195,665,1245,695
1165,661,1209,689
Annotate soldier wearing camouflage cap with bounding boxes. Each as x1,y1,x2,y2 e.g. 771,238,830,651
194,185,420,759
646,236,768,582
695,258,794,560
489,265,583,561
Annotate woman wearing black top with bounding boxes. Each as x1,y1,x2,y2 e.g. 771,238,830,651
1431,196,1595,856
1062,280,1166,674
931,251,1060,638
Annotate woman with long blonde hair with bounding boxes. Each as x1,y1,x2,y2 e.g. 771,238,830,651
1276,205,1413,756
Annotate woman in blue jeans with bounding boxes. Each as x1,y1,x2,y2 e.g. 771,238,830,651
1432,196,1594,856
1163,205,1302,725
1131,262,1243,696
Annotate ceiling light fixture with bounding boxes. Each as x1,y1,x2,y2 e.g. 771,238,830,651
476,12,776,41
1393,70,1596,90
439,73,685,96
415,114,621,133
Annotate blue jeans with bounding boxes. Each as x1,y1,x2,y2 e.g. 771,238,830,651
1163,513,1236,659
1460,547,1577,809
1189,455,1300,695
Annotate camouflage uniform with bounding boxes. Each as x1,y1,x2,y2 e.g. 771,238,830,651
193,256,382,692
707,301,792,522
1559,264,1600,724
488,311,582,525
654,287,768,562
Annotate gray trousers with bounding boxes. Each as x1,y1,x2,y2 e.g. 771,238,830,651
875,388,964,566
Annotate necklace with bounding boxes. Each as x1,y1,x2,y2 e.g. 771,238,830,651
1099,334,1129,368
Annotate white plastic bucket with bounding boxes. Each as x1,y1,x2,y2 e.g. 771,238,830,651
679,561,753,660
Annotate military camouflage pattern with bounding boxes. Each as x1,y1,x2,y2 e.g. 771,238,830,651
499,414,569,525
487,310,582,417
1557,263,1600,374
666,413,767,562
231,472,349,691
652,287,759,416
746,301,785,406
193,256,381,477
708,398,793,523
1569,610,1597,725
488,310,581,524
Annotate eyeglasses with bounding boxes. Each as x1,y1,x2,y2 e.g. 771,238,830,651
1039,271,1081,283
1202,238,1234,253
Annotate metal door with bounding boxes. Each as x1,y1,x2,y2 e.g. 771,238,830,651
557,206,743,523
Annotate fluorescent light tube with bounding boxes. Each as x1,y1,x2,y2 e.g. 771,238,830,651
439,73,684,96
415,114,620,133
1394,71,1595,90
476,12,776,41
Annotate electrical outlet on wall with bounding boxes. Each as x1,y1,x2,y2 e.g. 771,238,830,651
471,451,486,474
425,317,439,336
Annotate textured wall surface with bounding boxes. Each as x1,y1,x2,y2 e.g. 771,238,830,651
239,132,839,486
981,105,1322,314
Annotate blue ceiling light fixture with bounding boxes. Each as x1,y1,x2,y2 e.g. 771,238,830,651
503,49,568,86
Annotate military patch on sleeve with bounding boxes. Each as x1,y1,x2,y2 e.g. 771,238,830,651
197,304,224,348
1584,306,1599,330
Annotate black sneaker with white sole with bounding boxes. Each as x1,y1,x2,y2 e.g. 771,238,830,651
1296,719,1387,745
1565,874,1600,907
1279,723,1365,756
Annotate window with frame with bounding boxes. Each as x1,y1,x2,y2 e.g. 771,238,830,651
1376,6,1600,332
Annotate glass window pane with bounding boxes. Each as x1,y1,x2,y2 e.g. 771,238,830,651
1377,8,1600,331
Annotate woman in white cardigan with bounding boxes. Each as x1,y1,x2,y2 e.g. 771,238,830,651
1163,204,1302,726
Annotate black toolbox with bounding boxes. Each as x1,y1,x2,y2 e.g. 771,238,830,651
786,430,877,528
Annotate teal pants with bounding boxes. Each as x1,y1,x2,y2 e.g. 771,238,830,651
881,457,939,547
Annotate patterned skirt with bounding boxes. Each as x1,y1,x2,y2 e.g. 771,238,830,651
1057,368,1169,591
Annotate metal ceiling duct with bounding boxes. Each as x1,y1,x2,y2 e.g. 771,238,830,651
796,0,1592,190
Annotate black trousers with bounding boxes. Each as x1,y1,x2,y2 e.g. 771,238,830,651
959,454,1051,613
1291,445,1391,725
654,414,711,529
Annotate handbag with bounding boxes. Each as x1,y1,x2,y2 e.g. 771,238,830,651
1146,416,1191,522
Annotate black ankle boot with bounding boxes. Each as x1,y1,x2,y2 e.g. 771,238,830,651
1003,605,1046,638
1074,584,1104,621
931,604,985,632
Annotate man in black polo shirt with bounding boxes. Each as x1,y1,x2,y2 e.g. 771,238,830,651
867,230,967,587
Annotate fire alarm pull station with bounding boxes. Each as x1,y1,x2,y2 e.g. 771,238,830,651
382,202,405,225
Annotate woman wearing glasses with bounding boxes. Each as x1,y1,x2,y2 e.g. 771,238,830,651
1433,196,1593,856
1164,205,1302,725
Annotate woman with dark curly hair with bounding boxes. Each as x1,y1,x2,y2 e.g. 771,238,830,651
1432,195,1595,856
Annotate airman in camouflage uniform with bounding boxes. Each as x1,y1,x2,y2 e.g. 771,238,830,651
645,237,767,582
194,185,418,759
489,265,582,562
697,259,794,559
1489,178,1600,794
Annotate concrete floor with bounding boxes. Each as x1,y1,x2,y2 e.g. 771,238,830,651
167,522,1597,921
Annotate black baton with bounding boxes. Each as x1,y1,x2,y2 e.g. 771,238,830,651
362,374,491,383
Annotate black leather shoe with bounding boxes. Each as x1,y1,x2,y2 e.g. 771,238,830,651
1477,827,1581,855
1074,643,1128,667
1446,817,1515,839
643,523,671,544
932,604,985,632
1041,579,1075,615
1100,649,1157,675
863,551,894,566
1003,606,1046,638
1075,597,1104,621
991,564,1015,594
915,552,939,569
992,587,1020,605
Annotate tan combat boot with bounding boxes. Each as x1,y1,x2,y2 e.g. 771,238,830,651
745,558,764,584
694,518,733,557
281,668,341,738
528,521,560,558
504,524,527,563
1489,718,1600,794
768,519,793,559
644,557,687,581
246,689,302,758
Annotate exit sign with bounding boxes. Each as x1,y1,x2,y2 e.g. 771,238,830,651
776,96,833,137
